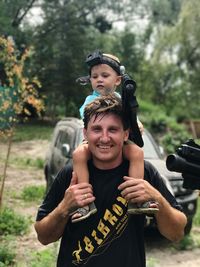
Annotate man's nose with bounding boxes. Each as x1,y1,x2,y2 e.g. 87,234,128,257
100,130,110,142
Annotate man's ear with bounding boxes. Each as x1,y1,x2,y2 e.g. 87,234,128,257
124,129,129,142
83,128,87,141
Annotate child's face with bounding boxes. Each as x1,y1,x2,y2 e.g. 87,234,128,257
90,64,121,95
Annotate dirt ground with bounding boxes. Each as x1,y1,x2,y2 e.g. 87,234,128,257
1,139,200,267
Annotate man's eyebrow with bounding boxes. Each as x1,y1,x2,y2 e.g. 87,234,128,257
90,125,101,129
108,125,121,130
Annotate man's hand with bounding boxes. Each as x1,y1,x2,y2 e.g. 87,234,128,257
118,175,187,242
61,172,95,216
118,176,159,204
34,172,95,245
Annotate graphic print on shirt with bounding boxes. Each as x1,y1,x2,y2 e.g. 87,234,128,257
72,195,128,265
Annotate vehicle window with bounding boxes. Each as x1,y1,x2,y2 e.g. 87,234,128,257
55,129,74,150
143,132,159,159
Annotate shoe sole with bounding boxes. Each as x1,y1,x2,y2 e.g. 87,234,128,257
72,203,97,223
128,207,159,215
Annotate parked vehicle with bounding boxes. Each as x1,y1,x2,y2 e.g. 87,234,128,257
44,117,198,234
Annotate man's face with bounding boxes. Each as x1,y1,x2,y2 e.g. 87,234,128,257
90,64,121,95
83,113,129,169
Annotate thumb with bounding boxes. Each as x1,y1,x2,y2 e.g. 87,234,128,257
70,171,78,186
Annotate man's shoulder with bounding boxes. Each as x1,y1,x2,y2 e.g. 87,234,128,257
144,160,161,182
144,160,156,170
54,163,73,186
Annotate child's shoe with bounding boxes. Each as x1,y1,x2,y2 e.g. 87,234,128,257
71,202,97,223
127,201,159,215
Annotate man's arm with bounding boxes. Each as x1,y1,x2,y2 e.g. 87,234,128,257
34,192,72,245
34,172,95,245
153,189,187,241
118,176,187,242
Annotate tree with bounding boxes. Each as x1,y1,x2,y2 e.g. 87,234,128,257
28,0,156,117
0,35,44,207
148,0,200,119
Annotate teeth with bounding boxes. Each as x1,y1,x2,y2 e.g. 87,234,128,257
99,145,110,149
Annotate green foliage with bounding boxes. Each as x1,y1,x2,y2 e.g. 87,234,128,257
149,0,200,119
150,0,181,26
0,0,199,121
13,122,53,141
11,157,44,169
146,257,159,267
30,245,58,267
0,207,29,236
0,36,44,136
139,99,191,153
174,234,195,250
194,198,200,226
21,185,45,202
172,200,200,250
0,236,16,266
161,122,191,154
140,99,171,134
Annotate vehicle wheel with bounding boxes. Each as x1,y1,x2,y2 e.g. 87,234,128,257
184,219,193,235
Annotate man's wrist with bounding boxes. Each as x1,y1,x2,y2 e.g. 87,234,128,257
57,201,71,219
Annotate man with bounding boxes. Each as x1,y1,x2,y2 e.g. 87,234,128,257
35,95,187,267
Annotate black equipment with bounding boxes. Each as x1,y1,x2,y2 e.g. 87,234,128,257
121,74,144,147
166,139,200,189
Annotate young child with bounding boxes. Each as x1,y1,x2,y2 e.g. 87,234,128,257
72,51,158,223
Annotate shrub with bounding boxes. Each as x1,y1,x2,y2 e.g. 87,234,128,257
161,122,191,154
0,236,16,266
139,100,191,154
0,207,29,235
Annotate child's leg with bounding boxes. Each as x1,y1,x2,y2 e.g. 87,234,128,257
123,142,144,179
71,143,97,223
72,142,91,184
123,141,159,214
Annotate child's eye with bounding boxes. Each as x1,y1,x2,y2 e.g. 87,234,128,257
102,73,109,78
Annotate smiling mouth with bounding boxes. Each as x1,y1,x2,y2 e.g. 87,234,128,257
97,144,112,150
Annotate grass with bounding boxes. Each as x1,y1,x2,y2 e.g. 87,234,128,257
29,244,58,267
194,198,200,226
21,185,46,202
8,156,45,169
13,121,54,142
146,257,159,267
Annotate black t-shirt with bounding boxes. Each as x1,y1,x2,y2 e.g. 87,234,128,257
36,160,182,267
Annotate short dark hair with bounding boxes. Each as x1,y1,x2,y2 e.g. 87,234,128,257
83,94,129,130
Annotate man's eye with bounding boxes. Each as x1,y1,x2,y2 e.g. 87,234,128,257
109,128,117,133
93,128,101,132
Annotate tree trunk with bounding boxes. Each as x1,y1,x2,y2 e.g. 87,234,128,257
0,130,13,209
